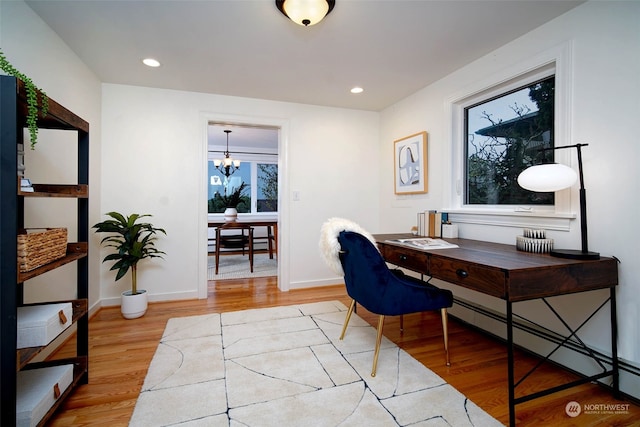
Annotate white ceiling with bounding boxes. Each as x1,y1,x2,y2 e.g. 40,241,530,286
207,123,280,152
25,0,583,150
26,0,583,114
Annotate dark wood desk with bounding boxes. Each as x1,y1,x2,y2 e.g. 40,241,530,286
375,234,619,426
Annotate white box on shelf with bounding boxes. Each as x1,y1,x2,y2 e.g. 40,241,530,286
17,303,72,349
16,364,74,427
442,224,459,239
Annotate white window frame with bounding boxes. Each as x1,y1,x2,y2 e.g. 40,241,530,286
207,151,278,220
251,157,279,214
445,42,575,231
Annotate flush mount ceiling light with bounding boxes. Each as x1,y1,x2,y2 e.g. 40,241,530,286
142,58,161,67
276,0,335,27
350,87,364,94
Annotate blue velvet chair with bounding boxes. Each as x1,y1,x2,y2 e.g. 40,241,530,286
337,230,454,377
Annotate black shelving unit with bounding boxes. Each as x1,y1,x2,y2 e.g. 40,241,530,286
1,76,89,426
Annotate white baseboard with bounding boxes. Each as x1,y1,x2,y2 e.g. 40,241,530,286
99,290,200,308
288,278,344,290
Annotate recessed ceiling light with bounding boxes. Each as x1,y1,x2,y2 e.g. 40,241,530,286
142,58,161,67
350,86,364,94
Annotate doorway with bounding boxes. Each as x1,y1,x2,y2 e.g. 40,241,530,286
207,123,279,280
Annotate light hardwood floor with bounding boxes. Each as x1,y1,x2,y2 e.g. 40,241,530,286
49,277,638,426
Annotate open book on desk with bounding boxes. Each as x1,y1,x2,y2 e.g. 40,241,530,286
385,238,459,250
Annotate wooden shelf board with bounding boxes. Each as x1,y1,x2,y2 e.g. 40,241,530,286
18,243,88,283
17,299,88,369
18,183,88,198
16,79,89,133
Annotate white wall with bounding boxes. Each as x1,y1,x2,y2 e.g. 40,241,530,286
1,1,103,313
100,84,380,302
379,1,640,397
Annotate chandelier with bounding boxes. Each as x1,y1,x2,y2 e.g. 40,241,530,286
214,130,240,178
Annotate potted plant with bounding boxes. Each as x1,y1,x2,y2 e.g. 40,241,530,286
93,212,166,319
0,49,49,149
221,181,248,221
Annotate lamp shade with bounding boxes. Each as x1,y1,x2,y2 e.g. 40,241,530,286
277,0,334,26
517,163,577,192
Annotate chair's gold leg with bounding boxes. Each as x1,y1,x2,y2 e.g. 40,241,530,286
340,300,356,340
400,314,404,333
371,315,385,377
441,308,450,366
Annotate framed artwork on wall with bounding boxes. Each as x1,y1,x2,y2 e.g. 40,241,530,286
394,131,428,194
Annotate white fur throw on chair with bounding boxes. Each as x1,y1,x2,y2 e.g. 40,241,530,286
319,217,378,275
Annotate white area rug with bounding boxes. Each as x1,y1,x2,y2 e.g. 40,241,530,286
130,301,503,426
208,254,277,280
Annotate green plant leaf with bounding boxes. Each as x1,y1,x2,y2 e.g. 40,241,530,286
93,212,166,291
0,49,49,149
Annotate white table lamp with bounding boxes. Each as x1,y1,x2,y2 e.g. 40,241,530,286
517,143,599,260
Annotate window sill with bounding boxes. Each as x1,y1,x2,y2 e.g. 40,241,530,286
207,213,278,222
445,209,575,232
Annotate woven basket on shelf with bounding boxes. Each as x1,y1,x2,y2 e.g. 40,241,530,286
17,228,68,272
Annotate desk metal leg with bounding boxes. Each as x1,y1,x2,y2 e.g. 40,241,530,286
507,301,516,427
611,287,620,398
503,291,618,426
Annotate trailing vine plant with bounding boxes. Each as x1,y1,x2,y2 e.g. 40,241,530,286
0,49,49,149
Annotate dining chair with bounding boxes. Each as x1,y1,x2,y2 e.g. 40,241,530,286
252,225,276,259
215,223,254,274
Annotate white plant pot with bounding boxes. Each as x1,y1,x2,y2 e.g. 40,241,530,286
121,290,148,319
224,207,238,222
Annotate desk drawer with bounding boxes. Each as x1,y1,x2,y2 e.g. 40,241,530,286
430,257,506,298
379,244,428,272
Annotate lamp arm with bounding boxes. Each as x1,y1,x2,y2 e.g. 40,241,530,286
536,143,590,255
579,188,589,254
575,144,585,191
536,143,588,192
575,145,589,253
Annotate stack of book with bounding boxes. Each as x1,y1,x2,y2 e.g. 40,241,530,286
20,178,34,192
416,210,448,237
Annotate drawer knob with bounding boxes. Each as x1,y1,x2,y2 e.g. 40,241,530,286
456,269,469,278
399,254,408,261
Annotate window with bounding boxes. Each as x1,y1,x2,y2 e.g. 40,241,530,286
465,75,555,206
208,168,251,214
257,163,278,212
207,124,278,216
207,160,278,214
448,45,572,231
